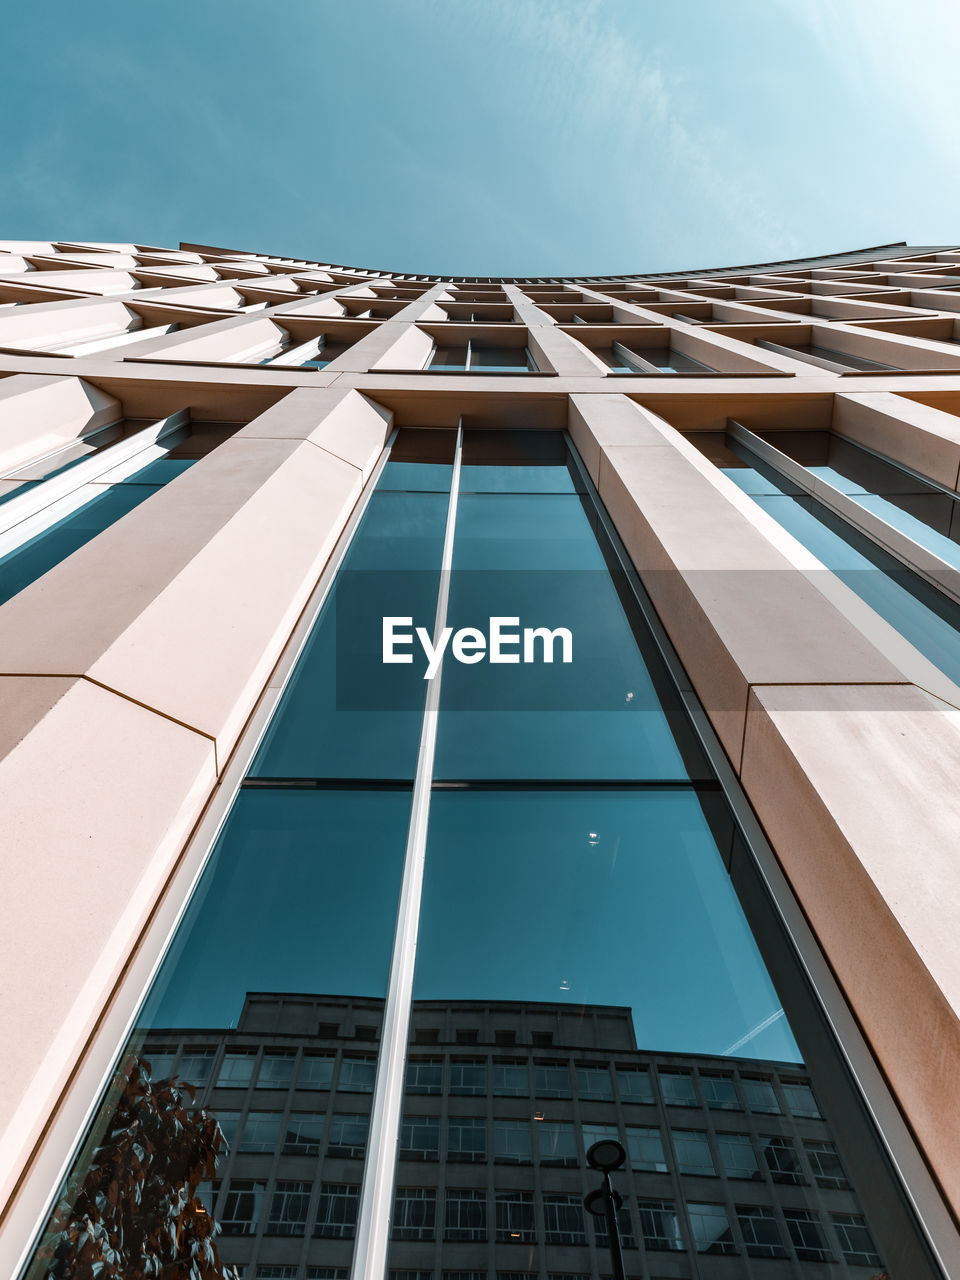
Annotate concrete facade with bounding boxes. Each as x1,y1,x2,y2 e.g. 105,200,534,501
1,238,960,1279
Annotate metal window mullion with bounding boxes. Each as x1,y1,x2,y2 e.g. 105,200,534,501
611,339,659,373
464,339,473,371
727,418,960,611
0,410,190,556
754,338,850,373
351,424,463,1280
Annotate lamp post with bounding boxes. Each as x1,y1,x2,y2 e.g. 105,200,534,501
583,1138,627,1280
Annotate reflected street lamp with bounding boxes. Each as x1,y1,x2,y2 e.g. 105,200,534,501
583,1138,627,1280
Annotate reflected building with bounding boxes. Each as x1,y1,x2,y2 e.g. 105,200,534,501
3,239,960,1280
146,994,882,1279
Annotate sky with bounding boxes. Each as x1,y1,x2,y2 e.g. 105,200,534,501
1,0,959,277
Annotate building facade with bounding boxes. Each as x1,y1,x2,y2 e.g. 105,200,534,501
1,238,960,1280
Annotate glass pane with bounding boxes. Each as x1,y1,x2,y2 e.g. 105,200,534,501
415,790,796,1059
251,458,449,780
712,436,960,691
434,467,706,780
27,789,408,1280
0,458,194,607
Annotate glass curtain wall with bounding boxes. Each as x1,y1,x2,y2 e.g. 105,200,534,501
24,430,939,1280
690,428,960,691
0,423,220,607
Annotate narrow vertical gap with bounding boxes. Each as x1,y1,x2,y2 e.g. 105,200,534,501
351,421,463,1280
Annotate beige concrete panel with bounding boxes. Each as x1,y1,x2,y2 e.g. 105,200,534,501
526,325,606,376
367,324,435,372
0,388,378,757
0,300,138,352
0,270,140,296
140,284,246,310
118,314,287,362
568,392,671,484
669,326,797,374
741,683,960,1213
815,322,960,371
387,284,456,324
596,441,904,761
0,241,56,255
237,386,391,479
0,676,216,1214
31,253,140,271
84,440,365,755
0,375,120,471
271,296,347,319
833,391,960,489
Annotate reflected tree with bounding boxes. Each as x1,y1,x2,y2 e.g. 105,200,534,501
34,1053,237,1280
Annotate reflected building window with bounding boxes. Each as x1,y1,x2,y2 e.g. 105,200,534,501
671,1129,714,1177
700,1074,740,1110
782,1081,822,1118
740,1077,780,1114
449,1059,486,1095
267,1180,311,1236
543,1195,587,1246
339,1057,376,1093
495,1190,536,1242
400,1113,440,1161
804,1138,851,1190
688,1202,736,1255
493,1118,532,1164
327,1113,368,1158
493,1061,529,1096
221,1180,266,1235
659,1072,698,1107
444,1189,487,1241
298,1054,335,1091
314,1183,360,1239
784,1208,832,1262
637,1199,683,1251
716,1132,761,1180
218,1052,257,1088
407,1059,443,1095
257,1052,296,1089
392,1188,437,1241
762,1135,806,1185
736,1205,788,1259
238,1112,282,1154
283,1113,325,1155
616,1067,654,1104
574,1065,613,1100
537,1121,577,1167
448,1116,487,1162
534,1063,570,1098
625,1126,668,1173
831,1212,883,1267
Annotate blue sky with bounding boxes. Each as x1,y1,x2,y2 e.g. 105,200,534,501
1,0,958,276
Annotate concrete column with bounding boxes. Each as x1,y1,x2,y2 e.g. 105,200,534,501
0,375,120,471
569,390,960,1216
0,387,392,1224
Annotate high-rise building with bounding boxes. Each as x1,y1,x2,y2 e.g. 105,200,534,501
1,238,960,1280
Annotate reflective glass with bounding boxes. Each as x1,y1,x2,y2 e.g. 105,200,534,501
715,436,960,690
434,460,704,780
0,456,195,607
414,790,796,1060
251,459,448,780
28,789,408,1279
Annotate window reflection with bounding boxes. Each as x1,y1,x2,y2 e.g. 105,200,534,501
27,428,925,1280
